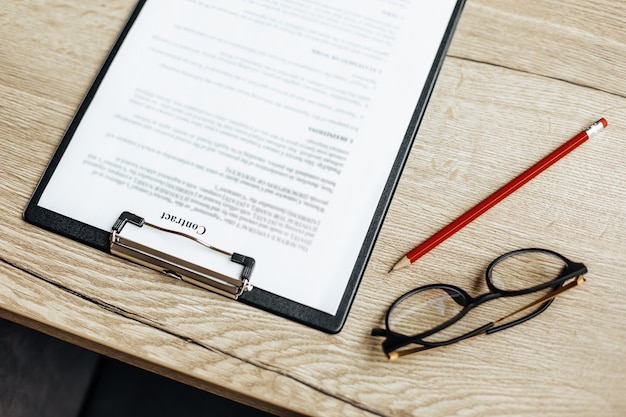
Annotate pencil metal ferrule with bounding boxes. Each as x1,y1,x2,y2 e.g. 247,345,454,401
585,119,606,138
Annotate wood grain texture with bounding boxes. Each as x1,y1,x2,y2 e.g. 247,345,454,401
1,1,625,416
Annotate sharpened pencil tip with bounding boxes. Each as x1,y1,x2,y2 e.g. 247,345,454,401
390,256,411,272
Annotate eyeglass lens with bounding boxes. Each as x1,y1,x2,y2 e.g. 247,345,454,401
387,287,466,337
488,249,567,292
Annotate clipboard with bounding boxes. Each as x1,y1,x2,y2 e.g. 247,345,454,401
24,0,466,333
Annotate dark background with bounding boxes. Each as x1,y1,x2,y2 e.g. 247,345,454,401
0,318,274,417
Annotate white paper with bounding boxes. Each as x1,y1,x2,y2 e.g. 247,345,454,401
39,0,458,314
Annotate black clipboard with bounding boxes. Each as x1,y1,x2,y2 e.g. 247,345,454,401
24,0,466,333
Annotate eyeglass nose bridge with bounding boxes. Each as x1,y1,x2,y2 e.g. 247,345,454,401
470,291,504,306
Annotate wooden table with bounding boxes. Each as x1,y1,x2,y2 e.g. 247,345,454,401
2,1,625,416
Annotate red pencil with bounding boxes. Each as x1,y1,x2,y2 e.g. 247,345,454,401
391,118,608,271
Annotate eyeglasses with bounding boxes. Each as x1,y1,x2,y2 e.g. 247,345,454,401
372,248,587,361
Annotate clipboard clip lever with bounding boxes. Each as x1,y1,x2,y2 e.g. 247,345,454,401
110,212,254,299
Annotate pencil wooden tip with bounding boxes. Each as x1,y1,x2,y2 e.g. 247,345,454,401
391,256,411,272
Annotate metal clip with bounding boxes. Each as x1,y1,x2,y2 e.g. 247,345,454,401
110,212,254,299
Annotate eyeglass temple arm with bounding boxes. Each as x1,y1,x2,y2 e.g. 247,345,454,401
488,275,586,333
387,323,494,361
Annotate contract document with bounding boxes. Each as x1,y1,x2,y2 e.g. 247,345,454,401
26,0,464,332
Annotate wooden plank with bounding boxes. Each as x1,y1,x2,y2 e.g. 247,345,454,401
449,0,626,96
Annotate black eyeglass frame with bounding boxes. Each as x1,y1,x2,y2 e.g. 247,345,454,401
372,248,587,357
